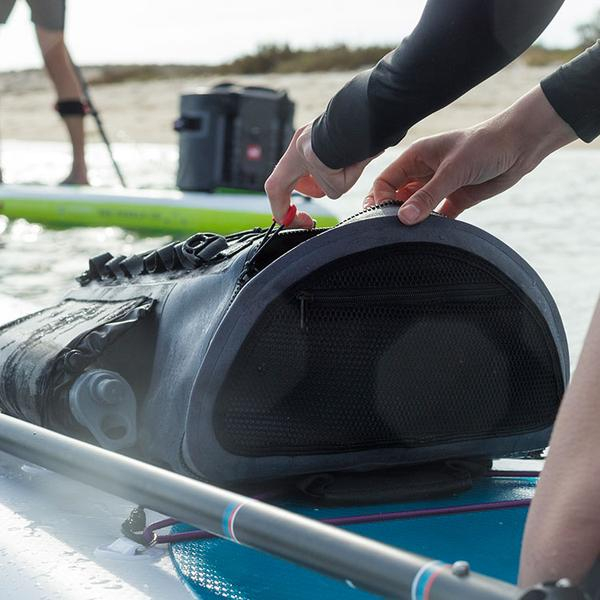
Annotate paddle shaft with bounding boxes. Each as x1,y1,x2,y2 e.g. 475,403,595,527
0,414,524,599
71,61,127,187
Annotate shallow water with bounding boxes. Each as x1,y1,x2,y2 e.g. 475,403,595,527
0,139,599,366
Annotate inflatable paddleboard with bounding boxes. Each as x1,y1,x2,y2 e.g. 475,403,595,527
0,184,339,236
169,473,536,599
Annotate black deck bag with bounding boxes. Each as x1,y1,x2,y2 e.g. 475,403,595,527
0,204,569,485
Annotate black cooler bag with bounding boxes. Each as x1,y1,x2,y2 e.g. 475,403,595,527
0,204,569,484
175,83,295,192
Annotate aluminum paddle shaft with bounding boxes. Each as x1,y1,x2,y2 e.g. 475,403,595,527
0,414,521,599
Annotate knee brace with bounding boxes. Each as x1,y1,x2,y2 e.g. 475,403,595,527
55,99,89,117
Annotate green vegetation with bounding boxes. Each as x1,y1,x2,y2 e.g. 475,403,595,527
523,8,600,66
80,8,600,80
217,44,394,74
81,44,395,85
522,45,582,67
81,19,599,83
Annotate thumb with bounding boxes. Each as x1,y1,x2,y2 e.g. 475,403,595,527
398,170,457,226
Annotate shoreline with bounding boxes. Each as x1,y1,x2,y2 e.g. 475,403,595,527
0,61,597,150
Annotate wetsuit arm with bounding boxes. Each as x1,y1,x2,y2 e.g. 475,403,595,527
541,42,600,142
311,0,564,169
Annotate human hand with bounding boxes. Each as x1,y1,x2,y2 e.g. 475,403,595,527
265,123,372,228
364,86,577,225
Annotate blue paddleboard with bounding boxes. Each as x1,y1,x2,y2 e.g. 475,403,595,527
169,475,535,599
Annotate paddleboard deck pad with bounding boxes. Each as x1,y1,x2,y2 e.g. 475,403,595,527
168,475,536,599
0,184,338,236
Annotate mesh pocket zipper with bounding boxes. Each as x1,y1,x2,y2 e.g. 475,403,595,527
296,283,508,330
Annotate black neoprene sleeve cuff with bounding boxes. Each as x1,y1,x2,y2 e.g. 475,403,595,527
540,42,600,143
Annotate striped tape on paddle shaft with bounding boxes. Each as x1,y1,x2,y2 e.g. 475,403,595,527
411,560,450,600
222,501,247,543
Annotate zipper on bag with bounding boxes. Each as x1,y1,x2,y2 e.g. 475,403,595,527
296,283,508,330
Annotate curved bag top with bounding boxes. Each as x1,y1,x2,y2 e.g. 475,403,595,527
0,204,569,484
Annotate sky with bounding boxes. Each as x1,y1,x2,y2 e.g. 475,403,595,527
0,0,599,72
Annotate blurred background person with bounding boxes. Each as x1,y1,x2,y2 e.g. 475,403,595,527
0,0,88,185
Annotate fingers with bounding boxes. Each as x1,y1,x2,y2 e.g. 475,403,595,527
437,198,469,220
367,166,411,207
265,128,315,229
266,122,372,229
290,209,316,229
363,126,529,225
364,180,422,209
294,174,326,198
397,169,458,225
363,145,436,209
438,188,483,219
297,132,343,200
373,146,436,200
396,181,423,201
362,142,459,225
438,171,523,219
364,168,457,225
362,175,400,208
297,128,372,200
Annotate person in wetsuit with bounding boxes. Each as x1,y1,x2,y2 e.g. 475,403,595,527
265,0,569,227
0,0,89,184
265,0,600,589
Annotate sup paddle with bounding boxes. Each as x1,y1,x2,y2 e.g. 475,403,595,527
71,59,127,187
0,413,586,600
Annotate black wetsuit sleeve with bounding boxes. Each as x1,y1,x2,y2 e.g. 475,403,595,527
541,42,600,142
311,0,564,169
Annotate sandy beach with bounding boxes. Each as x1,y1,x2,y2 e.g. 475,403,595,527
1,60,598,149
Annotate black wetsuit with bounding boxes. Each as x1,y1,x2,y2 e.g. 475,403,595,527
541,42,600,143
311,0,600,168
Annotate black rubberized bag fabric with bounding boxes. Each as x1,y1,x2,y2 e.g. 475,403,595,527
0,204,569,484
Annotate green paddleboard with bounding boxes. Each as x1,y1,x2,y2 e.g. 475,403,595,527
0,184,339,236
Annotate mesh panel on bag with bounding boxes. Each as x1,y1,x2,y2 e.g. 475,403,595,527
213,243,563,456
